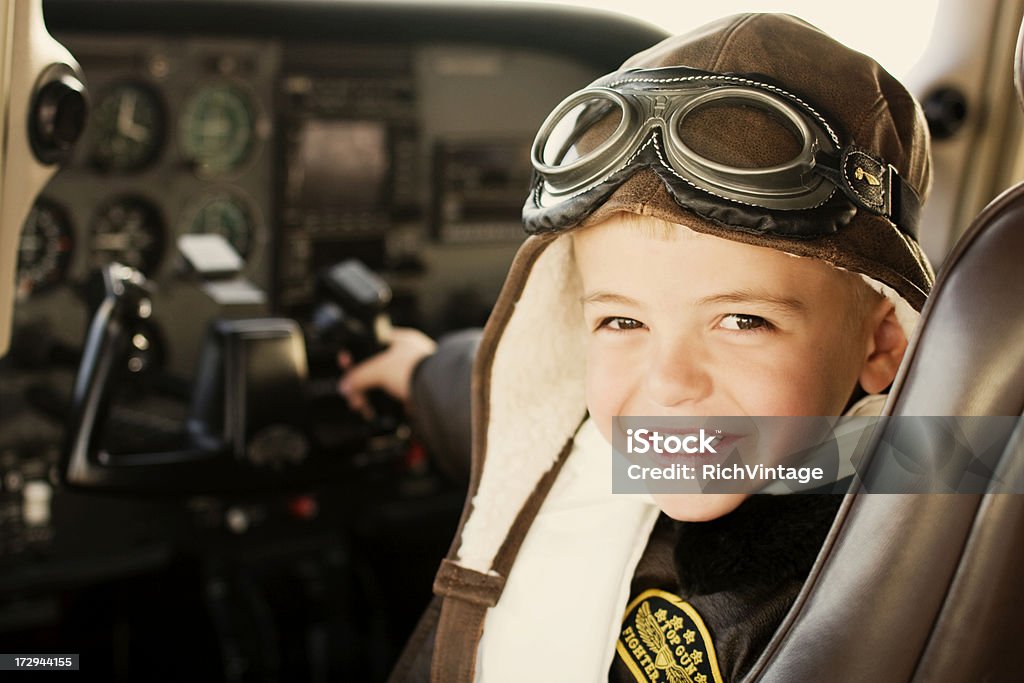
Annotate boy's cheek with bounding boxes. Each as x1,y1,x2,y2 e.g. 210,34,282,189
653,493,750,521
585,379,618,445
584,350,630,434
731,345,849,416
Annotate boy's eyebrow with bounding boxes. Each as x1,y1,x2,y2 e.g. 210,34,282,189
581,291,641,306
697,290,807,313
582,290,807,313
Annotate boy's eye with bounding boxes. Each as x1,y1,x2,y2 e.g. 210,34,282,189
719,314,771,331
598,316,645,331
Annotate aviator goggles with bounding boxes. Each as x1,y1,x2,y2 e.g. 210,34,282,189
524,66,922,239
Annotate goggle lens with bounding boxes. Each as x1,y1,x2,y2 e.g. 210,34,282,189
539,95,624,168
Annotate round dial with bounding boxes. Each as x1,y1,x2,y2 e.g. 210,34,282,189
90,83,165,172
17,200,74,299
179,84,254,176
90,196,165,276
189,195,254,259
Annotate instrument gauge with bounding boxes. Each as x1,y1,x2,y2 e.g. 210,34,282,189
189,195,255,260
90,196,165,276
90,83,165,172
179,84,254,176
17,200,74,299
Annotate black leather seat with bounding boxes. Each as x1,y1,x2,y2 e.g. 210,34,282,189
747,21,1024,683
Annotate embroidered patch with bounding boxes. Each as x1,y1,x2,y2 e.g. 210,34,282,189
616,589,724,683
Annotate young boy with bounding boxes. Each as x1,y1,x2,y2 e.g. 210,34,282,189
368,12,933,683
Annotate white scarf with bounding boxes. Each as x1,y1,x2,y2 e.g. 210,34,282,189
475,418,660,682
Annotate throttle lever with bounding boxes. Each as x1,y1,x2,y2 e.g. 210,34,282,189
62,262,311,493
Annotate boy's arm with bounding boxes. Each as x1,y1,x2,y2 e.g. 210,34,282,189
407,328,480,484
339,326,480,483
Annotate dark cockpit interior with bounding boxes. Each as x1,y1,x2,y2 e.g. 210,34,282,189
0,2,665,679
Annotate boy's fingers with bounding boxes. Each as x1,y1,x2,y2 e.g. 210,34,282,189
336,325,436,413
338,353,395,419
341,352,386,394
337,375,375,420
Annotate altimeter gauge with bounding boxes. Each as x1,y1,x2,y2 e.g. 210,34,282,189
90,196,165,276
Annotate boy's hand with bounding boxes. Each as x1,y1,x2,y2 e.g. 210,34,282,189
337,327,437,418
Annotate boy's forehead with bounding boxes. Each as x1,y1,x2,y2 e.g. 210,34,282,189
573,214,863,306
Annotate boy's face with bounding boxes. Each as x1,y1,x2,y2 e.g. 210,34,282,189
574,214,900,522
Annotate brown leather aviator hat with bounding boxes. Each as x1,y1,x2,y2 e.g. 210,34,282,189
523,12,934,315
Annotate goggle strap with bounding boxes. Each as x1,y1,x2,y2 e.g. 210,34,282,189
814,148,921,238
888,166,922,240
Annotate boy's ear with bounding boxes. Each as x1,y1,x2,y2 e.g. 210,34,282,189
859,299,909,394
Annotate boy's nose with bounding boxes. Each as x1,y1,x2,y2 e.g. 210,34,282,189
644,340,712,408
